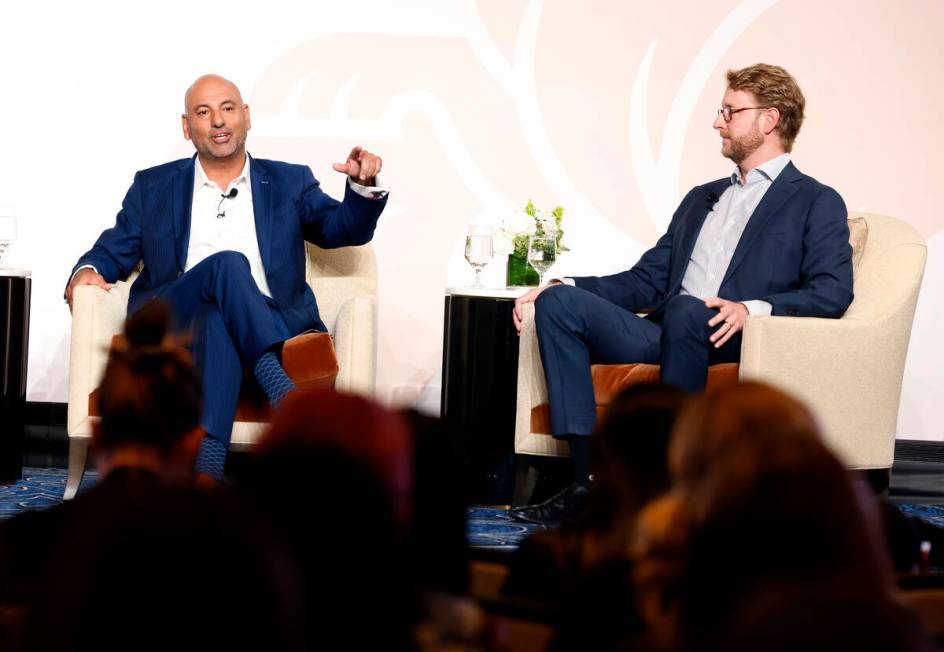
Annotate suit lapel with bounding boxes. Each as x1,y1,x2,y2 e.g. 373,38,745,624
250,154,273,274
720,161,802,286
172,156,196,274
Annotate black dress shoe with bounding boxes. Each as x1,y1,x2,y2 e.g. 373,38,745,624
508,482,590,528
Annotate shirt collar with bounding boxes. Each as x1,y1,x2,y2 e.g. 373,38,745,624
194,153,251,192
730,152,791,186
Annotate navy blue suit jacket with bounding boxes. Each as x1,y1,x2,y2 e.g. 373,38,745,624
71,155,386,335
573,162,853,321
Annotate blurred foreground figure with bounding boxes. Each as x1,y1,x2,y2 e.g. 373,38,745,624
238,390,416,651
503,384,687,651
0,301,299,651
632,382,934,652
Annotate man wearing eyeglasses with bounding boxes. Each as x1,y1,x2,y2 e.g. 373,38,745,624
510,63,853,525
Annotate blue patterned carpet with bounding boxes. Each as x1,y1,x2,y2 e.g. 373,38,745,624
0,467,98,518
467,507,544,549
898,503,944,528
4,468,943,551
2,468,542,548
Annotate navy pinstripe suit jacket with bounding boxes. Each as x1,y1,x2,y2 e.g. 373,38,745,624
71,154,386,335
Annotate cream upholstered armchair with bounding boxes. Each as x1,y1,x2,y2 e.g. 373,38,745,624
514,213,927,471
66,243,378,498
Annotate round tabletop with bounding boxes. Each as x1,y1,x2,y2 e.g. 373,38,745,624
445,286,531,299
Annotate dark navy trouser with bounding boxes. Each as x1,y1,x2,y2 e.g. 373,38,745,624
130,251,291,444
534,285,742,437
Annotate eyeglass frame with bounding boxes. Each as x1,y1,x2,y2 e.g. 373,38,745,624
717,106,773,122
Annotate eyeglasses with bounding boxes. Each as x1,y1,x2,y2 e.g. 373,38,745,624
717,106,770,122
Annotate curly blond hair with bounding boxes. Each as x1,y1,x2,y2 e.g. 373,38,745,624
726,63,806,151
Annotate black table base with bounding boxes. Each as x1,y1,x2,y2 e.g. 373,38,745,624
1,275,30,484
441,293,520,505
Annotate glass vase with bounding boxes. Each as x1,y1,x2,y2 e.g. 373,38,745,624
506,253,539,287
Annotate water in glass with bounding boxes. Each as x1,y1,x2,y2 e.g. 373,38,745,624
528,234,556,285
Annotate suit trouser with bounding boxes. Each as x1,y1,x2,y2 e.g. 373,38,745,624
130,251,291,443
534,285,742,438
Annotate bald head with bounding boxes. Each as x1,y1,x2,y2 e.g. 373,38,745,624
184,74,243,114
181,74,251,167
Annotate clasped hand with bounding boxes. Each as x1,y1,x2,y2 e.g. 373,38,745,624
705,297,749,348
332,146,382,185
513,283,560,334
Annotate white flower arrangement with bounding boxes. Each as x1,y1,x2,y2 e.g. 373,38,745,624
493,201,567,257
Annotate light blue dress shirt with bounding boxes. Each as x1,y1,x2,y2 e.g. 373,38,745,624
559,153,790,316
678,153,792,316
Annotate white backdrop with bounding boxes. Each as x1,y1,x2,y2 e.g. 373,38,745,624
1,0,941,439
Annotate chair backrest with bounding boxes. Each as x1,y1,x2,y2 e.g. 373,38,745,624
844,212,927,322
305,243,377,332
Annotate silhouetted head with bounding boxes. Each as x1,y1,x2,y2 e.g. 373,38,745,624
633,382,895,649
94,300,202,470
589,383,687,524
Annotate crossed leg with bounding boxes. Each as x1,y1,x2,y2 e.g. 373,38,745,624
130,251,292,477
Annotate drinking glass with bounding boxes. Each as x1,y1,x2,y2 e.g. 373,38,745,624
464,226,494,288
0,210,16,268
528,231,557,286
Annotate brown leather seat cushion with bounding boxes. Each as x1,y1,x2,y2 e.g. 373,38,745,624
89,331,339,424
530,362,739,434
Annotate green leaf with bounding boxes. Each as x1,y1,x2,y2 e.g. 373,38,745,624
524,200,536,218
513,233,529,258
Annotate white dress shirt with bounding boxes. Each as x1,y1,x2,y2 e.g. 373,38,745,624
188,155,271,295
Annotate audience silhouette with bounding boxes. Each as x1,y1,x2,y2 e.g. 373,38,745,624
1,309,940,651
632,382,934,652
503,384,686,651
0,300,300,651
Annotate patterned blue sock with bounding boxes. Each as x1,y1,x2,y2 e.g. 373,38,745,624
195,436,227,480
254,350,296,408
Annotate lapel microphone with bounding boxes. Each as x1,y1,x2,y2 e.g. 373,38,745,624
216,188,239,219
705,191,719,210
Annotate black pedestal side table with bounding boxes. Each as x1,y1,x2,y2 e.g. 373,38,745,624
0,269,30,484
441,287,527,505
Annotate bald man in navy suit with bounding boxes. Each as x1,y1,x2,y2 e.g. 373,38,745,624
66,74,388,481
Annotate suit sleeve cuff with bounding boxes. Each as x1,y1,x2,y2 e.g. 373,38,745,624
69,265,99,286
742,299,772,316
549,277,575,287
348,173,389,200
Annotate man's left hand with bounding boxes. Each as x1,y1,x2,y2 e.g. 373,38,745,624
705,297,749,348
332,146,382,185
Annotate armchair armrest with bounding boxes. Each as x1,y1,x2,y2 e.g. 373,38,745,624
67,281,131,436
740,314,911,469
514,302,569,456
330,294,377,396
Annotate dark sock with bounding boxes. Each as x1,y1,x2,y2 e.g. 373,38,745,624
566,436,591,487
195,436,227,480
253,350,296,408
